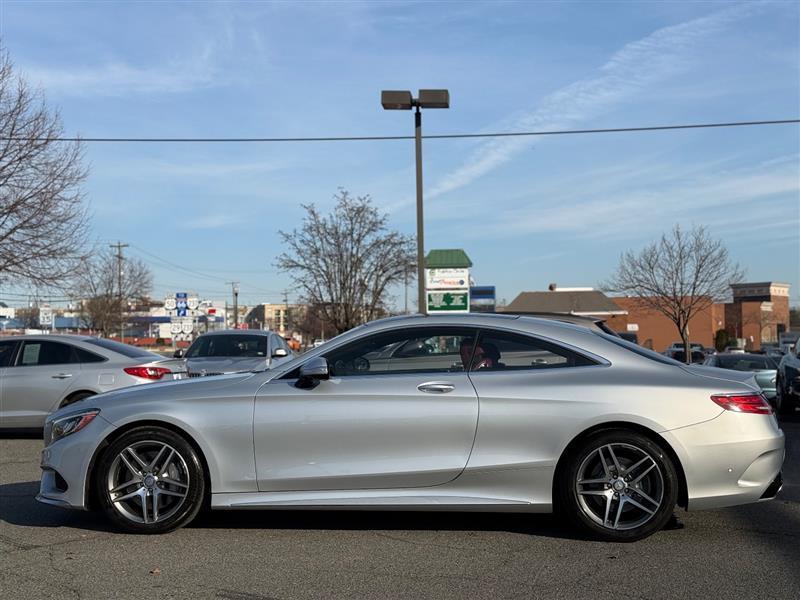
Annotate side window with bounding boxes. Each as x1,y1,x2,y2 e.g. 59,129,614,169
19,341,77,366
0,341,18,367
75,347,106,363
469,330,597,372
313,327,479,377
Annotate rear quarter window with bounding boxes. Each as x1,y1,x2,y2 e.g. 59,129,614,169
595,333,682,366
84,338,160,359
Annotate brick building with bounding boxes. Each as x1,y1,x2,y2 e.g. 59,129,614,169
724,282,790,351
500,286,630,332
611,297,726,352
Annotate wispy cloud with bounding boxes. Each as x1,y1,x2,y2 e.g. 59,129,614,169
181,213,244,230
23,50,220,97
466,153,799,240
109,158,294,178
428,3,761,199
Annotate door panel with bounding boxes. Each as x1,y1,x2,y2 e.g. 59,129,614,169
1,341,80,427
0,340,20,427
254,372,478,491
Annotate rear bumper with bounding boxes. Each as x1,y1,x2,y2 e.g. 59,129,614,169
760,473,783,501
662,412,785,511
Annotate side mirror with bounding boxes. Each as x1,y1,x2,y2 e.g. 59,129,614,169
173,349,185,359
272,348,289,358
296,356,329,389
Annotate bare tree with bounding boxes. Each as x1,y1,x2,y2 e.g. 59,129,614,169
0,50,89,288
72,249,153,335
606,225,743,363
276,190,415,334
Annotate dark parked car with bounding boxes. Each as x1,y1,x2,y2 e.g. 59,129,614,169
671,350,706,364
704,353,778,409
777,344,800,415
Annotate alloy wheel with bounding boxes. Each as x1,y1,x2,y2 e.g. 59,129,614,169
106,441,190,524
575,443,664,531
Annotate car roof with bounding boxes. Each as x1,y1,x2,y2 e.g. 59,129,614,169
0,333,94,342
195,329,274,337
355,313,608,339
715,352,774,359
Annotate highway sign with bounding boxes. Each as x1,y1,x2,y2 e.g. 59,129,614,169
39,308,53,327
427,290,469,313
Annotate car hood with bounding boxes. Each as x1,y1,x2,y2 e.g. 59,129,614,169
185,357,267,374
680,364,759,390
49,372,257,420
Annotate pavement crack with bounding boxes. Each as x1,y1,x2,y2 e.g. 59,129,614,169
46,544,83,600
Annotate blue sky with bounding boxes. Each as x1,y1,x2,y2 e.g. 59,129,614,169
1,0,798,308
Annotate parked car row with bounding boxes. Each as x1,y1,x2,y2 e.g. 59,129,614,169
0,330,296,429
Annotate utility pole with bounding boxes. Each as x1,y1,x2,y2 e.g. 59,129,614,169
282,290,289,336
404,265,409,314
227,282,240,329
109,241,129,342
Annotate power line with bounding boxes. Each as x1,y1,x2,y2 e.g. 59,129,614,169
3,119,798,143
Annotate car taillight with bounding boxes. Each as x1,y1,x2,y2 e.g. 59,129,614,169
124,366,172,380
711,393,772,415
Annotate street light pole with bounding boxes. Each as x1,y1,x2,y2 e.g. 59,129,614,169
381,89,450,316
414,106,425,315
228,281,240,329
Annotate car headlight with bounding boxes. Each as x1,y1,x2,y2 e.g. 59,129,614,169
50,410,100,443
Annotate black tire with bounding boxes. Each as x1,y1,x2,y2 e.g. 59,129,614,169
60,391,95,408
558,429,679,542
94,426,205,534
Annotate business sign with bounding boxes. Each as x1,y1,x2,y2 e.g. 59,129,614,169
425,268,470,290
427,290,469,313
470,286,496,313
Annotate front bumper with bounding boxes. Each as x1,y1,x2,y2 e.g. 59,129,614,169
662,411,785,511
37,415,116,510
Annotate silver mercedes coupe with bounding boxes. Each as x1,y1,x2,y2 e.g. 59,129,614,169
37,314,784,541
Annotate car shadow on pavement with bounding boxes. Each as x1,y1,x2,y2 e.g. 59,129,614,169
0,481,116,533
0,429,43,439
190,508,635,542
0,479,588,540
724,414,799,571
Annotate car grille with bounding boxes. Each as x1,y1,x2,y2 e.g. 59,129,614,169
187,371,224,378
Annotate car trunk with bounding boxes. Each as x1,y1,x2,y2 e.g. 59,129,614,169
680,364,760,391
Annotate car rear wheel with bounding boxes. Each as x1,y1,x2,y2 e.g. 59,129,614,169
559,429,678,542
95,426,205,534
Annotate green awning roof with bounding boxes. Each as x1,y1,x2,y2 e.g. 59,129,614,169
425,249,473,269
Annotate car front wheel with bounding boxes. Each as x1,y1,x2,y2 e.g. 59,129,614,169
559,429,679,542
95,426,205,534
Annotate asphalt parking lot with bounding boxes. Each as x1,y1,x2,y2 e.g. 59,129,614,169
1,417,798,600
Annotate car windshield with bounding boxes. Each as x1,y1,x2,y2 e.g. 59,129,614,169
186,335,268,358
84,338,160,359
717,355,777,371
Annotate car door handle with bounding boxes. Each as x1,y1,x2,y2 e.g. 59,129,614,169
51,373,73,379
418,382,455,394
